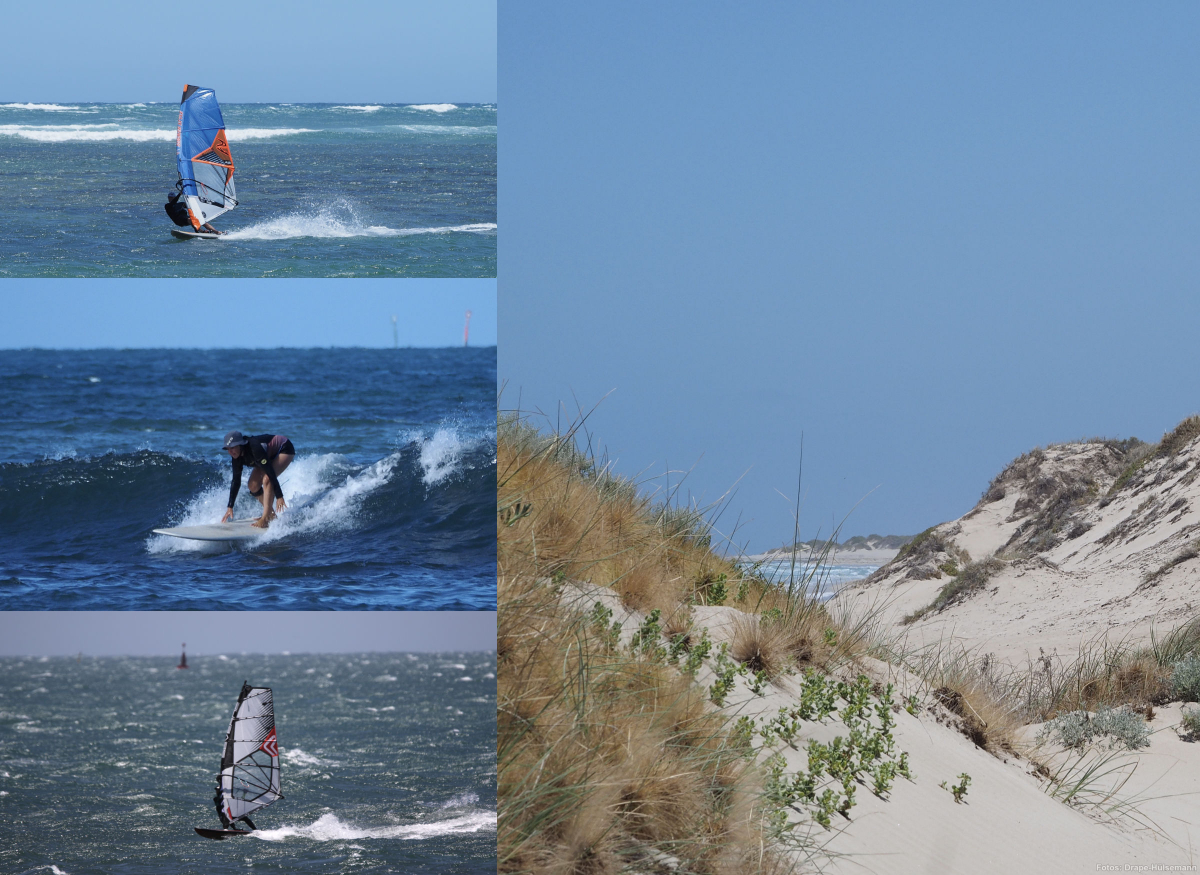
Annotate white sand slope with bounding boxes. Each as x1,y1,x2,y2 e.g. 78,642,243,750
562,586,1200,872
842,435,1200,662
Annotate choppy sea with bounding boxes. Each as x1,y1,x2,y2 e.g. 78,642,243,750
0,348,497,610
0,102,496,277
756,559,881,601
0,651,497,875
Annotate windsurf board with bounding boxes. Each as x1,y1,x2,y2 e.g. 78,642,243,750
170,228,222,240
194,827,254,840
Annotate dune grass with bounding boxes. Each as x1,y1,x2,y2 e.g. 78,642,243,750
498,412,798,874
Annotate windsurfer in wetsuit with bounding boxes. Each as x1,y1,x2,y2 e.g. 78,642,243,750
165,180,222,235
221,431,295,529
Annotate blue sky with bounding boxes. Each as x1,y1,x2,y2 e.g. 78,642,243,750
500,3,1200,552
0,611,496,656
0,279,495,348
2,1,495,103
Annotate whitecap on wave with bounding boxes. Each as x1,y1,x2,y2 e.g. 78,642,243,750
1,102,83,111
389,124,496,135
408,104,457,113
0,124,316,143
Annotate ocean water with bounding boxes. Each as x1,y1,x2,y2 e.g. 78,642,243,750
0,651,497,875
757,560,880,601
0,102,496,277
0,348,497,610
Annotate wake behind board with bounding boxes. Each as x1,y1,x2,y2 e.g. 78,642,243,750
153,519,265,541
195,827,253,840
171,228,222,240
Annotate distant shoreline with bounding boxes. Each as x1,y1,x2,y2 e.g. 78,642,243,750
748,547,900,567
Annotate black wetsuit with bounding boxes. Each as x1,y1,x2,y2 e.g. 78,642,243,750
165,199,191,227
228,434,294,510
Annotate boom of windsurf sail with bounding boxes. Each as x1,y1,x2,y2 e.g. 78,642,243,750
214,681,281,828
177,84,237,230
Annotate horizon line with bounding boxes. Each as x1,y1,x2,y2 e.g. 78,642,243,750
0,344,497,351
1,649,498,658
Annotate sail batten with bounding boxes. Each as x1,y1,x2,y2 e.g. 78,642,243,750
176,84,237,229
214,681,281,828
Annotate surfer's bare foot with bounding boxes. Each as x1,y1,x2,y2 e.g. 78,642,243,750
251,518,270,529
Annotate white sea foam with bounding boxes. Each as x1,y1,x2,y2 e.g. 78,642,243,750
412,427,471,487
390,124,496,135
437,792,478,809
336,105,384,112
282,748,331,768
252,811,495,842
1,102,81,111
408,104,457,112
375,674,398,682
145,452,393,554
0,124,315,143
221,199,495,241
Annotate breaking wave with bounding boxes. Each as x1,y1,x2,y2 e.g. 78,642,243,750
0,124,316,143
1,103,84,111
0,424,494,568
408,104,457,113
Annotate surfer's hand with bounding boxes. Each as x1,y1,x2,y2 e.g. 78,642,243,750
275,497,287,513
221,508,233,523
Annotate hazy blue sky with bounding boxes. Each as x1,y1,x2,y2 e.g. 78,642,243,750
0,280,495,348
0,612,496,656
2,1,495,103
500,3,1200,552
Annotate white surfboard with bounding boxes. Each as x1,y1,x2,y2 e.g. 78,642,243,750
153,519,266,541
170,228,222,240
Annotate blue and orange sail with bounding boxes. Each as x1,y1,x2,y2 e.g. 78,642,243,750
176,85,238,229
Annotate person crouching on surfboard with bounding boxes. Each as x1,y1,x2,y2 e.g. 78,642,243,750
221,431,294,529
165,186,222,235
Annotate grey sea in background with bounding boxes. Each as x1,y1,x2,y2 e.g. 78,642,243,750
0,102,495,277
0,651,497,874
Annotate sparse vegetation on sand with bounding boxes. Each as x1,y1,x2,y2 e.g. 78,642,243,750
902,557,1006,624
1036,707,1151,751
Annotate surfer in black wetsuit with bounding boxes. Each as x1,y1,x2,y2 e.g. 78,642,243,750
221,431,295,529
165,181,222,235
165,191,191,227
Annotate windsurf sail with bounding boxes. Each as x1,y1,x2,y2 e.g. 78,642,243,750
213,681,282,828
177,84,237,230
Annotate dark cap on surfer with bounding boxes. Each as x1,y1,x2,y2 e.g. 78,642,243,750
222,431,295,529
